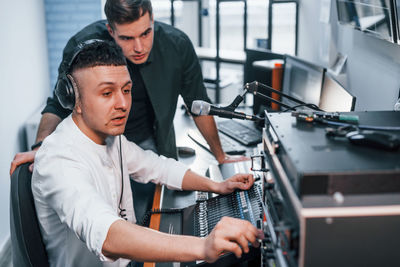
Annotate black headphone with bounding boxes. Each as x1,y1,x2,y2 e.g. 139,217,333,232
55,39,105,110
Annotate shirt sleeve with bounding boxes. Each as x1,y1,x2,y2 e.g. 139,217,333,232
32,147,122,261
123,136,189,190
177,33,212,111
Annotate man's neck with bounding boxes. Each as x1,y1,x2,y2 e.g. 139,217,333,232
72,114,107,145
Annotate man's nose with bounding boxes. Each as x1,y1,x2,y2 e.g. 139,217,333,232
133,38,143,53
115,92,129,110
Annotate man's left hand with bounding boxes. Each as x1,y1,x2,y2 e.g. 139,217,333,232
215,173,254,195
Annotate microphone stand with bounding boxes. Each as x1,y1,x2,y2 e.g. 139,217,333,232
213,80,323,125
244,81,322,112
221,91,247,112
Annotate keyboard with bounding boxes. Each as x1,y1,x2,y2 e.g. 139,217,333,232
187,129,246,155
217,120,262,146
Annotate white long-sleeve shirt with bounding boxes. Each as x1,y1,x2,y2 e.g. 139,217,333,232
32,116,188,267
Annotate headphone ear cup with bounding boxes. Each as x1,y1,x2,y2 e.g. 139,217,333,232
55,74,76,110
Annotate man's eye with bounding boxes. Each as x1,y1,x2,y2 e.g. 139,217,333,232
142,30,152,38
103,92,111,96
123,88,131,94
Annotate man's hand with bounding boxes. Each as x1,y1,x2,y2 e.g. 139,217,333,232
203,217,263,263
10,150,36,176
214,173,254,195
217,154,250,164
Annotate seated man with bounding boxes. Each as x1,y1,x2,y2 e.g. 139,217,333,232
32,40,261,266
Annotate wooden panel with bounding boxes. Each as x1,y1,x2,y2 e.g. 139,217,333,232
143,184,163,267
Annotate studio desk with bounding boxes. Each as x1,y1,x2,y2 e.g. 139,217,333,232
145,108,400,267
143,107,261,267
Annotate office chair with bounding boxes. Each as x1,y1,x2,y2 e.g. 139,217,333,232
10,163,49,267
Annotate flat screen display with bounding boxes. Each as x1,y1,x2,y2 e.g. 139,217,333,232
396,0,400,44
281,55,325,110
336,0,396,43
319,74,356,112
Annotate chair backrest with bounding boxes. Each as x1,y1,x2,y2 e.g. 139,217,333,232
10,163,49,267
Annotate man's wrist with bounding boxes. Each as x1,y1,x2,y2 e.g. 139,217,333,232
31,141,42,151
210,180,221,194
216,153,228,164
196,236,207,261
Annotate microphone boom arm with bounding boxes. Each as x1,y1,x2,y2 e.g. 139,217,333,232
244,81,322,111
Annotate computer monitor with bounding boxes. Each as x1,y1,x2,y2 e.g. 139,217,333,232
319,73,356,112
281,55,325,109
336,0,396,43
396,0,400,44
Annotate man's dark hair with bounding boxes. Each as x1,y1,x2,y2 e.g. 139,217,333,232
104,0,153,29
70,40,127,74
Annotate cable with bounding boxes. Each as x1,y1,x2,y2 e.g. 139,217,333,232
139,208,183,227
320,119,400,131
118,135,127,220
282,103,322,112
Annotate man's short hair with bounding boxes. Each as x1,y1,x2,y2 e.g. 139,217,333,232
104,0,153,29
70,40,127,74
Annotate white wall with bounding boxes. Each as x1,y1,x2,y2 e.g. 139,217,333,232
0,0,50,247
297,0,400,111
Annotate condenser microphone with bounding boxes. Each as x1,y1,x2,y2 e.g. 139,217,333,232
191,100,260,122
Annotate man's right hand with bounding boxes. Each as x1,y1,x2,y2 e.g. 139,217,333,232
203,216,263,263
10,150,36,176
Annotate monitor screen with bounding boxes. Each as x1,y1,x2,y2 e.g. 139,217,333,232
281,55,325,109
319,74,356,112
396,0,400,44
336,0,396,43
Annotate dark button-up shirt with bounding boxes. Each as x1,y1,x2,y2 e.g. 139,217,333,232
43,20,211,159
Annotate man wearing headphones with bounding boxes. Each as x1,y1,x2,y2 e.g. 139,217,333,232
11,0,244,169
10,0,246,222
32,39,261,267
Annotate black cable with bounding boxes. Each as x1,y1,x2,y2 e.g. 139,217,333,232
118,135,127,220
320,119,400,131
139,208,183,227
282,103,322,112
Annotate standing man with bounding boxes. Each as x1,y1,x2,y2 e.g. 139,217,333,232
32,39,261,267
10,0,245,220
11,0,238,168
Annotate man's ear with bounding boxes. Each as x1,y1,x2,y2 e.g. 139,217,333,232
68,74,82,114
74,100,82,114
106,23,114,36
74,89,82,114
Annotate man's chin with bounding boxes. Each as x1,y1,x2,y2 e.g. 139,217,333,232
109,127,126,137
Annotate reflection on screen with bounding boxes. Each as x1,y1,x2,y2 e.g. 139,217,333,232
336,0,395,43
319,74,356,112
282,55,325,109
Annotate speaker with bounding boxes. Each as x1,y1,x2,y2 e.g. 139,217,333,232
54,39,105,110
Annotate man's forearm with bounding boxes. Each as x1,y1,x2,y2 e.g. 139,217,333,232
35,113,62,142
193,115,225,163
181,169,218,192
102,220,204,262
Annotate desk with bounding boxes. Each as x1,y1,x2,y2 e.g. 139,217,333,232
144,103,259,267
143,106,217,267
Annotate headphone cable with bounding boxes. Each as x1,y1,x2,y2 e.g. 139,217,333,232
118,135,127,220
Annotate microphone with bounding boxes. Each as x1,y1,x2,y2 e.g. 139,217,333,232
191,100,260,122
